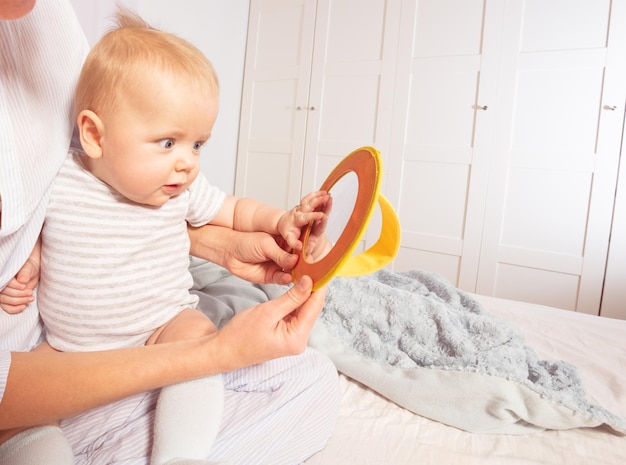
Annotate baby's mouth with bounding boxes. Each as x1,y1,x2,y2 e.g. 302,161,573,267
163,184,182,194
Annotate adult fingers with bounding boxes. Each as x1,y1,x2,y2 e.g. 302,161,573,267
260,235,298,271
281,276,326,337
277,275,313,315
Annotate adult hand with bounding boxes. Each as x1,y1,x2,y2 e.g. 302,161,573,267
188,224,298,285
212,275,327,370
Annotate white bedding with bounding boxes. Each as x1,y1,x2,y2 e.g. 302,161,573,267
304,294,626,465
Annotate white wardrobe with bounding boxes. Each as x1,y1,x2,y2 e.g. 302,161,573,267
235,0,626,319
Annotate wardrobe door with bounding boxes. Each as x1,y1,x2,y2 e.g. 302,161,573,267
600,129,626,320
235,0,317,209
476,0,626,314
387,0,502,287
236,0,400,218
298,0,401,200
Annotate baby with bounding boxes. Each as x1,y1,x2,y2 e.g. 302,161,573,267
1,8,330,465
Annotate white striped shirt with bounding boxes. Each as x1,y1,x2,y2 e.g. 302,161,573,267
39,151,226,351
0,0,88,370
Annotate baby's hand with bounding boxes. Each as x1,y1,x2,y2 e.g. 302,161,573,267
0,259,39,314
304,193,333,263
278,191,331,252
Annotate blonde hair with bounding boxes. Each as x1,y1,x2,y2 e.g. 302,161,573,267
74,7,219,121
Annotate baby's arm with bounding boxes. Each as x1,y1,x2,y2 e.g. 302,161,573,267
212,191,331,252
0,235,41,314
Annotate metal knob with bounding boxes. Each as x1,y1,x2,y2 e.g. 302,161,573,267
476,105,488,110
604,105,617,111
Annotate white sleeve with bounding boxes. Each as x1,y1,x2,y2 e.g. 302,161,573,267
186,173,227,227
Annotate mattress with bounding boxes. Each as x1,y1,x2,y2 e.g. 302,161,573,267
304,294,626,465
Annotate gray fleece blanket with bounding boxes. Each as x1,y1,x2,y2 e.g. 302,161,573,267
309,269,626,435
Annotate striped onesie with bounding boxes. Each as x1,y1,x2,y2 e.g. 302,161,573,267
38,151,226,352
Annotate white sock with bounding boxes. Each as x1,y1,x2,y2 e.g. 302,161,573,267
0,425,74,464
152,375,224,465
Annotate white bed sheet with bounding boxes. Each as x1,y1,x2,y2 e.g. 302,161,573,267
304,295,626,465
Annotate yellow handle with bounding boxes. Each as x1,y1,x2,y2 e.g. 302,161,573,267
336,194,401,277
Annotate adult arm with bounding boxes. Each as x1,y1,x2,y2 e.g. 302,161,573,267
0,276,323,429
188,224,298,285
2,226,293,313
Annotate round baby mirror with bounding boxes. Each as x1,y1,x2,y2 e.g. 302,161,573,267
292,146,401,291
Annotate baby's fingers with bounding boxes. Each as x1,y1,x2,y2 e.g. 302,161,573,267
299,191,329,213
295,210,325,228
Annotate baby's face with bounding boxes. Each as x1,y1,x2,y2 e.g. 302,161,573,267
95,73,218,207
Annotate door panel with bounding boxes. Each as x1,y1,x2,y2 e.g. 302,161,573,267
301,0,400,200
388,0,500,287
235,0,317,209
476,0,626,314
500,170,590,257
520,0,611,51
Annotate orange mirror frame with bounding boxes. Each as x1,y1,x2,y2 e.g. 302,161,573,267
292,146,401,291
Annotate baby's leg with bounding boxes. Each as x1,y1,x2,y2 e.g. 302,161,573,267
147,308,218,344
149,310,224,465
0,343,74,465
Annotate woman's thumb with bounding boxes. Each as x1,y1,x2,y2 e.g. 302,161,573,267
283,275,313,307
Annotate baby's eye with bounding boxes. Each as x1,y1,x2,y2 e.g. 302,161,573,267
193,141,204,151
158,139,175,149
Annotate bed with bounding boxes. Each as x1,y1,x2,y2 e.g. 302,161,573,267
303,269,626,465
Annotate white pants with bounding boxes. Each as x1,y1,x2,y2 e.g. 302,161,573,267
62,264,340,464
61,348,340,465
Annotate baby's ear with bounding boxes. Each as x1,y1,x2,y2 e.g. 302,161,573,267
77,110,104,159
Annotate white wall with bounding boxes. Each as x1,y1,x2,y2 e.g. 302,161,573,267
69,0,250,194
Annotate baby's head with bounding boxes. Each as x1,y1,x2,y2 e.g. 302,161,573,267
74,9,220,207
74,8,218,123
